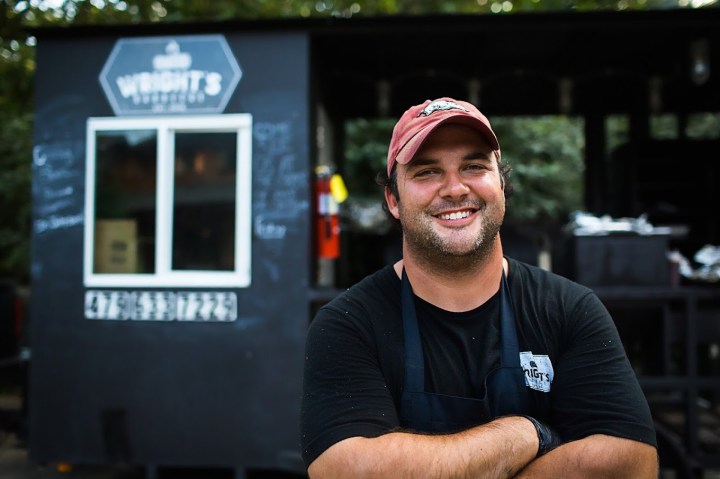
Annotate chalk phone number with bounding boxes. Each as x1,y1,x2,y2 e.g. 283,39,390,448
85,290,237,322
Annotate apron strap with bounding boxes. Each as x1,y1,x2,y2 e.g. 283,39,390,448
499,270,522,368
402,268,425,393
491,267,532,417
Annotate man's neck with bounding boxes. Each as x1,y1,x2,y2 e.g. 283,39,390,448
393,238,506,313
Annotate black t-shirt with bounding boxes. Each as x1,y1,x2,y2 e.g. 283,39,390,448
300,258,657,467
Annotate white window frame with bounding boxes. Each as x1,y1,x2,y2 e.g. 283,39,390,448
84,114,252,288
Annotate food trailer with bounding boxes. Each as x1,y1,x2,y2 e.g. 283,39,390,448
29,9,720,478
31,25,311,477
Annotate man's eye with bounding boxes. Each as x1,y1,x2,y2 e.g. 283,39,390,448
466,164,487,171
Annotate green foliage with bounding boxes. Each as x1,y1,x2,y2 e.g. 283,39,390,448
343,118,394,197
491,116,585,224
687,112,720,139
0,111,32,283
1,1,35,283
5,0,713,28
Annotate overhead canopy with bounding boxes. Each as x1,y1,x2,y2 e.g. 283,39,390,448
310,9,720,119
34,8,720,118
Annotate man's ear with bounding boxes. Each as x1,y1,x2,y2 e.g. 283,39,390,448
384,187,400,219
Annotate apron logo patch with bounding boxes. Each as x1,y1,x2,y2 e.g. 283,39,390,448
520,352,554,393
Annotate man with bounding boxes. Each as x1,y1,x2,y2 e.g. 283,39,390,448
301,97,658,478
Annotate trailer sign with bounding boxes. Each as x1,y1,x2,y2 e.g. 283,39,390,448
99,35,242,116
84,290,237,322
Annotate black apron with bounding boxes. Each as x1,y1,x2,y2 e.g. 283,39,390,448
399,268,531,433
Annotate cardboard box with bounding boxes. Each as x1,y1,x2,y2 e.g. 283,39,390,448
94,219,138,274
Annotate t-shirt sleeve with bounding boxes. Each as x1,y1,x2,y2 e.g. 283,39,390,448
550,291,657,447
300,299,400,468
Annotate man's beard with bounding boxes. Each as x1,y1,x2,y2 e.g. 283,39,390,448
399,200,504,273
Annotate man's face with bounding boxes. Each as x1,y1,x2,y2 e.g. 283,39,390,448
385,123,505,263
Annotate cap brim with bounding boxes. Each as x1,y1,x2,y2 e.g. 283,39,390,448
395,115,500,167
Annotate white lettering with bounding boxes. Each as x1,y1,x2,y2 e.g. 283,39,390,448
519,351,554,393
255,216,287,240
84,290,238,322
138,72,153,94
116,75,138,97
204,72,222,96
114,70,222,100
189,70,205,91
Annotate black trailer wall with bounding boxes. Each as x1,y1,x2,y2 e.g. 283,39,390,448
30,30,310,473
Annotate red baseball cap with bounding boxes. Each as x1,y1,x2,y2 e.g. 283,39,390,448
386,97,500,176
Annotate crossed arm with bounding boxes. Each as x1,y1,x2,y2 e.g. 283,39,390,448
307,417,658,479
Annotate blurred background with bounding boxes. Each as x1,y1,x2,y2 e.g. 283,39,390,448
2,0,720,478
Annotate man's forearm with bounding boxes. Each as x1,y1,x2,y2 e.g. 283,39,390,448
515,434,658,479
308,416,538,479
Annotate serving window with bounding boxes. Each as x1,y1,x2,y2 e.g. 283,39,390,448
84,114,252,287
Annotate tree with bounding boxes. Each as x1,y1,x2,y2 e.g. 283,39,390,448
1,0,37,284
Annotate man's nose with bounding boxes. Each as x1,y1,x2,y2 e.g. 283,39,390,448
439,171,470,198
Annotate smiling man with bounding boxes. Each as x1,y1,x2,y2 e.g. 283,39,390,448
301,98,658,478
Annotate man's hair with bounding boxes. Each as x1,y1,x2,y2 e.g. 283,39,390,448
378,153,513,219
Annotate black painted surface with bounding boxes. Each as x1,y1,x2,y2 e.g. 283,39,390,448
30,31,309,474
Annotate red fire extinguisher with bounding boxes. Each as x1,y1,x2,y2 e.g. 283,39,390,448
315,166,346,260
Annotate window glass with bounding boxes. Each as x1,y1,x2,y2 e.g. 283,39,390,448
85,114,252,288
172,132,237,271
93,130,157,274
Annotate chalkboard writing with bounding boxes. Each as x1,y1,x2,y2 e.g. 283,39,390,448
32,142,84,234
35,214,84,235
252,121,309,228
254,214,287,240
